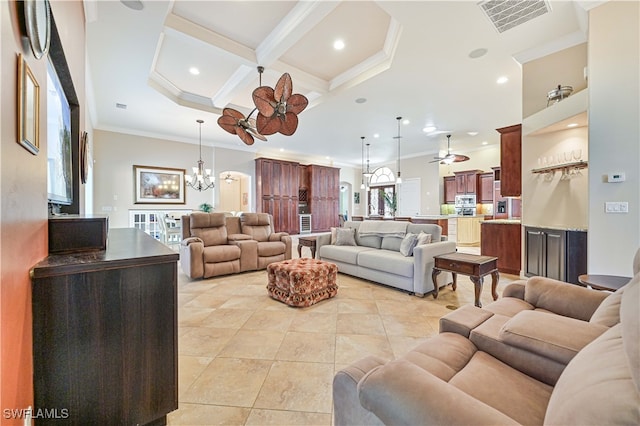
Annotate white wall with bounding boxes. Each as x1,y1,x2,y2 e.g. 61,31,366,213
587,1,640,274
93,130,214,227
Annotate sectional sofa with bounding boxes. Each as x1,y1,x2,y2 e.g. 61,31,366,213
316,220,457,296
333,253,640,425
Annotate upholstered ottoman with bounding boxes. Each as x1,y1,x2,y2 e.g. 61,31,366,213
267,258,338,307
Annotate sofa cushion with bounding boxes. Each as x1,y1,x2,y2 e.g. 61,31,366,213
399,233,418,256
320,245,375,265
589,285,624,327
380,235,403,252
416,231,432,246
336,227,357,246
358,250,414,278
330,227,337,244
257,241,285,257
407,223,442,243
482,297,535,317
203,244,241,263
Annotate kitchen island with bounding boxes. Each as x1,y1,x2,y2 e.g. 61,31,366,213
481,219,522,275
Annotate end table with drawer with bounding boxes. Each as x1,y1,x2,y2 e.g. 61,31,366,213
297,235,318,259
432,252,499,308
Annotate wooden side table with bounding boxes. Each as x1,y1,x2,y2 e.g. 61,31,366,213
577,274,631,292
297,235,318,259
432,252,499,308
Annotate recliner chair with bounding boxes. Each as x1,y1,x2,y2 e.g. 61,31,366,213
240,213,292,270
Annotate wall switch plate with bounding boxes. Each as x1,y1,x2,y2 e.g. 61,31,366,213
607,172,626,182
605,202,629,213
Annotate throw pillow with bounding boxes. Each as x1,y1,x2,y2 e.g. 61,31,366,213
330,227,337,245
335,227,357,246
399,232,418,257
416,232,432,246
589,287,625,327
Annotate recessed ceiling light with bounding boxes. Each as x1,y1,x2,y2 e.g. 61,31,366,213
120,0,143,11
373,133,380,138
467,131,479,136
423,126,436,133
279,148,285,152
355,97,367,104
567,123,579,128
116,103,127,109
468,48,488,59
482,141,488,145
333,39,345,50
325,156,331,160
497,76,509,84
189,67,200,75
402,119,410,125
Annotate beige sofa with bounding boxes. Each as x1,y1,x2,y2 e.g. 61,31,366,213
333,272,639,425
316,220,457,296
180,212,291,279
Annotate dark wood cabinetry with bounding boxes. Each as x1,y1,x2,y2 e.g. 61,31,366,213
479,172,494,203
525,226,587,284
453,170,482,195
31,228,179,425
497,124,522,197
481,222,521,275
443,176,456,204
308,164,340,232
256,158,300,234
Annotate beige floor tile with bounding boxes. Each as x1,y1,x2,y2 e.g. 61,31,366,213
380,314,436,337
181,358,273,407
199,308,254,329
183,293,230,309
289,311,337,334
179,327,237,357
167,403,251,425
276,331,335,363
374,299,427,317
336,313,385,335
335,286,374,300
334,334,394,365
219,295,272,310
218,330,285,359
336,299,379,314
254,361,334,413
179,307,216,327
245,409,331,426
177,356,213,398
242,309,295,331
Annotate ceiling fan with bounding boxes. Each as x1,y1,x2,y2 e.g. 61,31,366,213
430,134,470,164
222,172,238,184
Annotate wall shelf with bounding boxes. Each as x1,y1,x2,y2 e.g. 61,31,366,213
531,160,588,174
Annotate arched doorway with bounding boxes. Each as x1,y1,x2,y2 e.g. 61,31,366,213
339,181,352,220
368,167,397,217
218,171,251,213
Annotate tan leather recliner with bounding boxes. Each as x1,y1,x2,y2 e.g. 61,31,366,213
179,212,242,279
240,213,292,270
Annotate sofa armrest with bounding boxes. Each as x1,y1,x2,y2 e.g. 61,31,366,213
413,240,457,295
234,239,258,272
269,232,289,241
524,276,609,321
179,238,204,279
502,280,526,300
358,359,519,426
228,233,252,242
315,233,332,257
500,310,609,365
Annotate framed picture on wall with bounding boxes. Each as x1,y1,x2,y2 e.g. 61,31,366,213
354,192,360,204
17,54,40,155
134,165,186,204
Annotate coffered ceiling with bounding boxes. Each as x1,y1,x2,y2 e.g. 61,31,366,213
85,0,592,168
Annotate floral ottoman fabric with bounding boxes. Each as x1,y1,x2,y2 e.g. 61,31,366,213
267,258,338,307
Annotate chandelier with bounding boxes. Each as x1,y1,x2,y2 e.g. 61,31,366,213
185,119,215,191
394,116,403,183
218,66,308,145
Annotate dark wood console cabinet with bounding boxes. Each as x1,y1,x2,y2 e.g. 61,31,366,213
496,124,522,197
31,228,179,425
525,226,587,284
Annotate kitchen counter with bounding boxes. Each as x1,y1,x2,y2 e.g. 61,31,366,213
483,219,522,224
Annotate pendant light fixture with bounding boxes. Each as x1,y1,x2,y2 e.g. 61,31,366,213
360,136,365,190
363,139,373,178
394,116,403,184
185,119,215,191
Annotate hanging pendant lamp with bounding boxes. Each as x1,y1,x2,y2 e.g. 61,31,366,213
360,136,366,190
394,116,403,183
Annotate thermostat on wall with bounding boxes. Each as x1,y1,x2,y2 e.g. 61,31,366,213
607,172,625,183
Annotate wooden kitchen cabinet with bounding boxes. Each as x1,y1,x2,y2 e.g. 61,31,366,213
497,124,522,197
524,226,587,284
456,216,484,246
308,164,340,232
481,221,521,275
479,172,494,203
256,158,300,234
443,176,456,203
31,228,178,425
454,170,482,195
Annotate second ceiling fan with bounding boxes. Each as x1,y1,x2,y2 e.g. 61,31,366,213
430,134,470,164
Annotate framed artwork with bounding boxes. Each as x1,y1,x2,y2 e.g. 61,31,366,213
354,192,360,204
17,54,40,155
134,165,186,204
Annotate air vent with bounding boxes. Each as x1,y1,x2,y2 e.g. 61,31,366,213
478,0,551,33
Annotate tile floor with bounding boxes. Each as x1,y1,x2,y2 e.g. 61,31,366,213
168,241,518,425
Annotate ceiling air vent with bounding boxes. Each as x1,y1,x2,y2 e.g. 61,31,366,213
478,0,551,33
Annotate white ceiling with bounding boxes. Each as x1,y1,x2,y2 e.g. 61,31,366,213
85,0,591,169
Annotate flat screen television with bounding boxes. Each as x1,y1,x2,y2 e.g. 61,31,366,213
47,58,72,206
